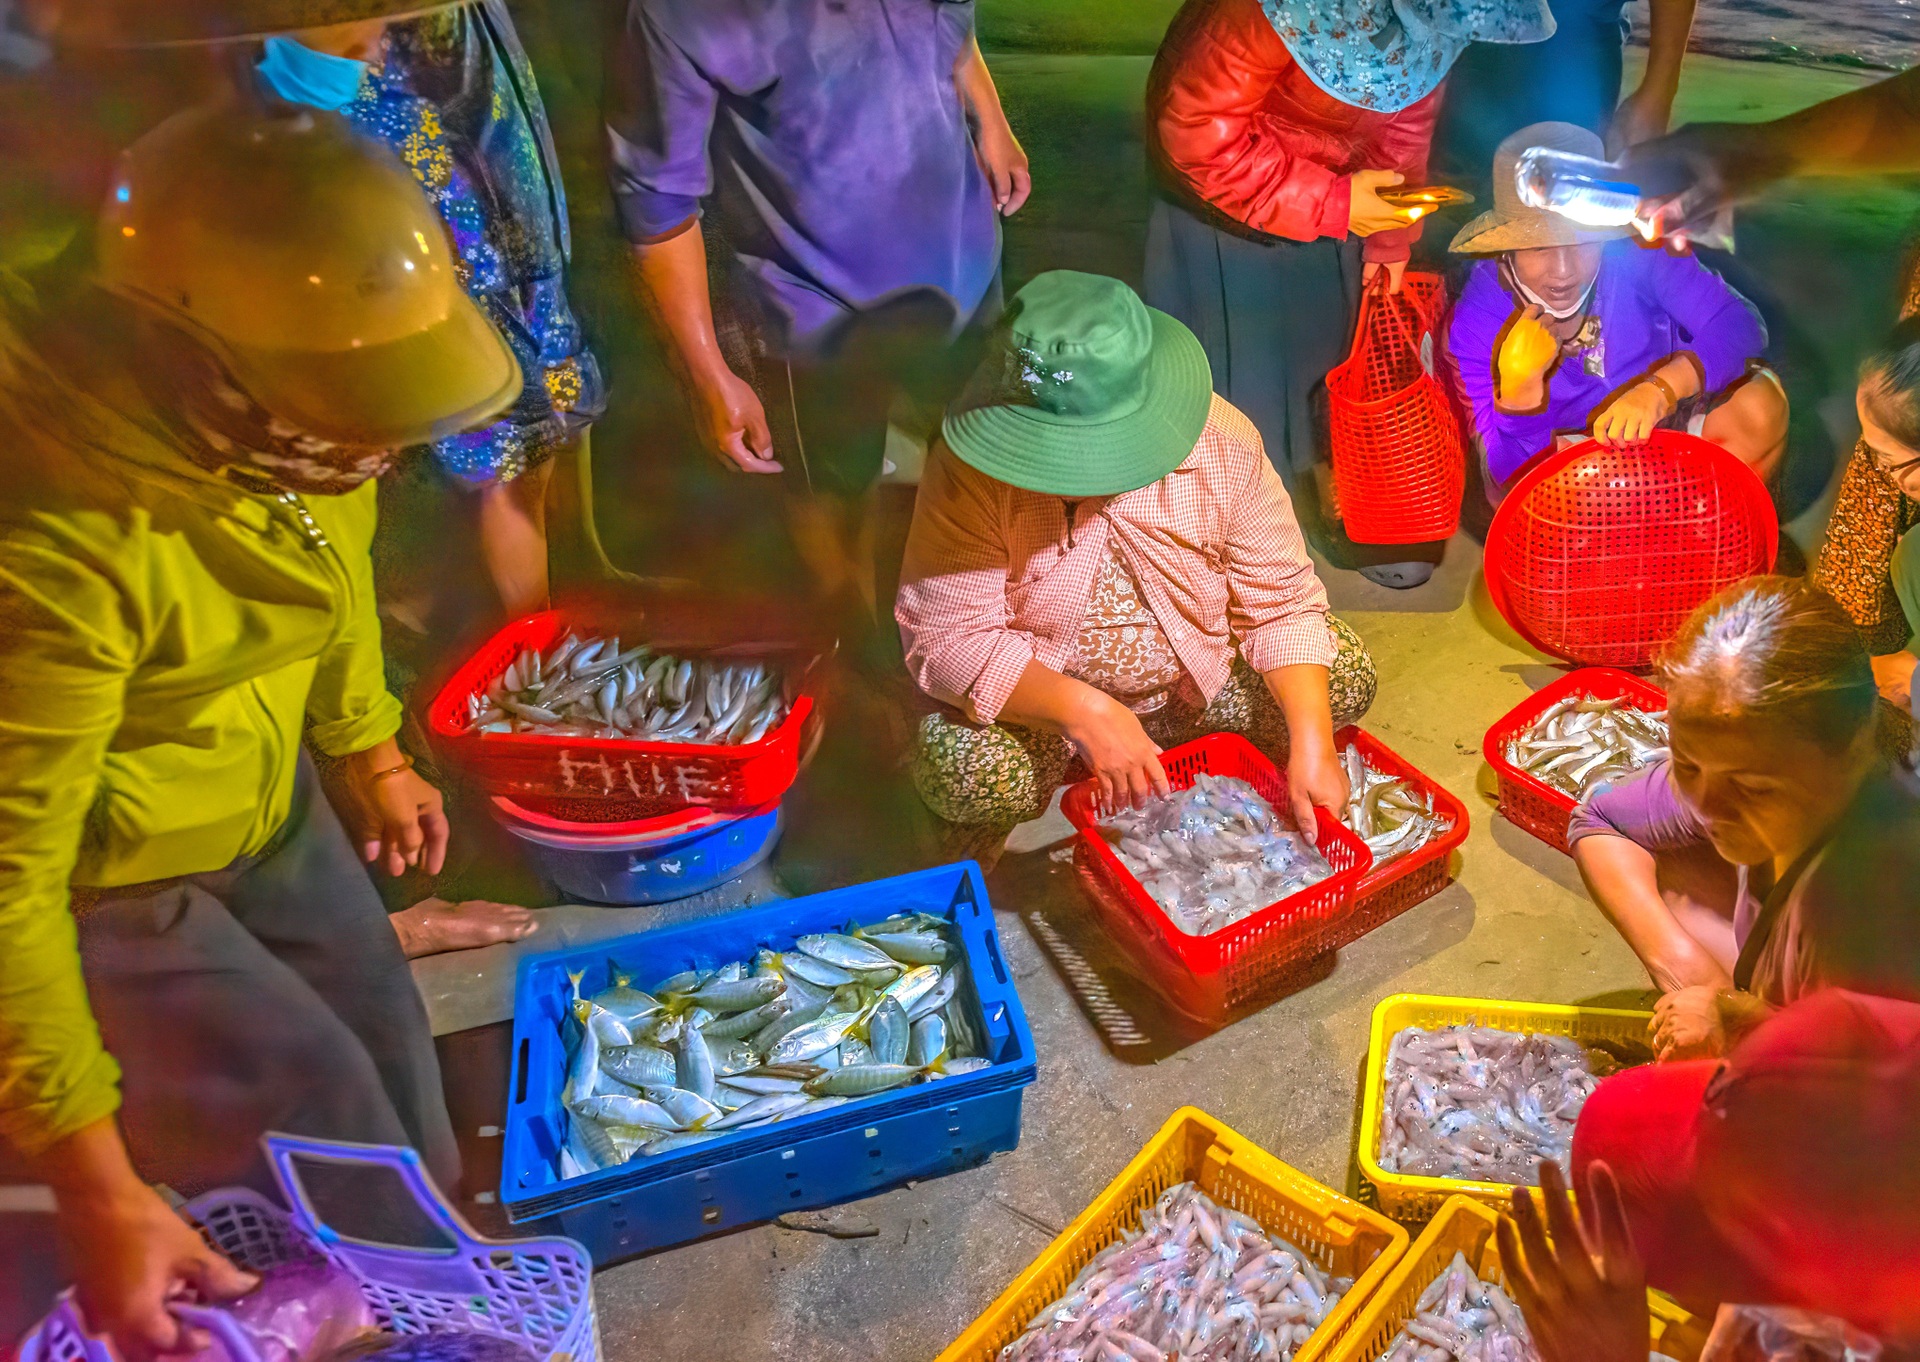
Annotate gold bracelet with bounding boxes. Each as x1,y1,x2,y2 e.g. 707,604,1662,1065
364,755,416,784
1645,372,1681,410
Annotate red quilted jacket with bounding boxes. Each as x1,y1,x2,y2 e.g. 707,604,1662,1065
1146,0,1442,263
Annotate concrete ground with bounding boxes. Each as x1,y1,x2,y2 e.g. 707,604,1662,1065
4,26,1919,1361
564,535,1658,1362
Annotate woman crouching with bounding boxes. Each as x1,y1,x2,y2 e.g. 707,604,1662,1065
895,271,1375,865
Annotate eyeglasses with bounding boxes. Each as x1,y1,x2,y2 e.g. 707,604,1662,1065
1871,449,1920,480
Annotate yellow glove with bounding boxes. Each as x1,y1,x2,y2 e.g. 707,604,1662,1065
1496,304,1560,402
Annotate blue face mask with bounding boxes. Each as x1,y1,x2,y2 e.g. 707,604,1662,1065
257,36,370,112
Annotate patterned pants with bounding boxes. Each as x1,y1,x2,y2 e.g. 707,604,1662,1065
911,616,1376,834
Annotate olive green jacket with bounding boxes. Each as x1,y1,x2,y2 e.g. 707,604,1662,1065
0,272,402,1156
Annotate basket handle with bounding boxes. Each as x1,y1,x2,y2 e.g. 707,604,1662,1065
263,1134,500,1298
1358,273,1431,360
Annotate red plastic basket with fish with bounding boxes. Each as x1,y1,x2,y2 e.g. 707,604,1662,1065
425,611,821,817
1327,272,1465,545
1062,733,1372,1025
1329,727,1470,949
1483,432,1777,670
1481,668,1668,855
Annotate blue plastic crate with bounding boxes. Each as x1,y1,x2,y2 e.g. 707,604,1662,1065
501,861,1037,1262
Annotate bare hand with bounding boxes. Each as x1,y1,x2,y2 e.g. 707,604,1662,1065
340,744,449,877
1592,379,1673,447
1348,169,1418,238
693,367,782,474
1285,743,1349,848
1496,303,1560,400
1651,984,1726,1060
1066,692,1170,814
1872,650,1918,710
1606,87,1675,160
974,118,1032,217
64,1181,258,1361
1361,259,1408,294
1497,1161,1649,1362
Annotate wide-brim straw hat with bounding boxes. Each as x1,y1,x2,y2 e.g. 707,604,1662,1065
943,271,1213,499
1450,121,1634,254
48,0,461,46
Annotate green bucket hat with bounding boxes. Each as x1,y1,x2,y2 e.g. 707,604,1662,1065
942,271,1213,498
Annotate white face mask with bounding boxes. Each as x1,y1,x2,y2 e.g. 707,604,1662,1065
1509,270,1595,321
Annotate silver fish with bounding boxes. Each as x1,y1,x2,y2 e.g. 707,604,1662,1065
1339,744,1451,869
770,1010,861,1065
703,1092,811,1130
717,1073,808,1096
906,968,957,1023
601,1043,677,1089
472,632,790,746
570,996,633,1048
867,998,910,1066
702,997,789,1042
675,1028,716,1101
907,1014,947,1068
569,1094,679,1130
879,966,942,1015
779,951,855,989
684,975,783,1013
803,1063,920,1097
564,1114,621,1174
563,1015,601,1107
1505,695,1669,801
795,933,897,972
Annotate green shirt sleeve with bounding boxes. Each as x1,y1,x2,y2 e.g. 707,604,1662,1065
304,483,403,758
0,533,134,1157
1891,525,1920,653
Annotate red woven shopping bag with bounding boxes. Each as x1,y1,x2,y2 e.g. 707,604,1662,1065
1327,272,1465,545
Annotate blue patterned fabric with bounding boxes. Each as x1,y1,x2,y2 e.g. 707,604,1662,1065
339,1,604,485
1259,0,1556,113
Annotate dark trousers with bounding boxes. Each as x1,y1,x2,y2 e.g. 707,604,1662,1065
1143,196,1362,494
75,755,459,1201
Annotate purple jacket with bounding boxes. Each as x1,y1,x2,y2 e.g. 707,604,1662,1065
604,0,1001,354
1445,241,1768,487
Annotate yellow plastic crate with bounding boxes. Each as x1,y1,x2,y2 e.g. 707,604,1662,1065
938,1107,1411,1362
1357,993,1655,1222
1330,1196,1710,1362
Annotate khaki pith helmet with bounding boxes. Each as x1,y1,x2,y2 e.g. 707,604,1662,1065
96,100,521,447
45,0,460,47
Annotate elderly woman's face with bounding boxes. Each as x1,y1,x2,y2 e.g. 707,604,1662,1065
1665,689,1870,867
1507,244,1604,314
1858,382,1920,500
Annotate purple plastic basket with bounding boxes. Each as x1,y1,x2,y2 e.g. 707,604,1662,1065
16,1135,598,1362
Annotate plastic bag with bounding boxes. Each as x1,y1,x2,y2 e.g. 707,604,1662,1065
1700,1305,1883,1362
180,1261,376,1362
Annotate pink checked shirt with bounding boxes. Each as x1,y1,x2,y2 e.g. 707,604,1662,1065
896,395,1335,723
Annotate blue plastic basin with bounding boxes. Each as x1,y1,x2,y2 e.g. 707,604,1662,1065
497,804,782,905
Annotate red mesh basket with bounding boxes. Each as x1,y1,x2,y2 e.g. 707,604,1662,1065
1482,667,1668,854
425,611,820,817
1327,272,1465,545
1328,726,1471,947
1483,433,1778,669
1061,733,1371,1024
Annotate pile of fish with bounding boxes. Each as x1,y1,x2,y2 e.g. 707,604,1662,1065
1099,774,1333,936
464,631,789,746
1503,695,1669,802
1000,1182,1352,1362
1339,743,1452,868
1376,1026,1602,1185
557,913,989,1175
1378,1253,1537,1362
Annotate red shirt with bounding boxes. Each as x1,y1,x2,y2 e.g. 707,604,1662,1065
1146,0,1441,264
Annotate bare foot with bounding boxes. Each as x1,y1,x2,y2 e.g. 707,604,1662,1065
392,897,538,959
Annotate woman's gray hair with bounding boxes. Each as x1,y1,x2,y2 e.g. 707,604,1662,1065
1656,576,1877,751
